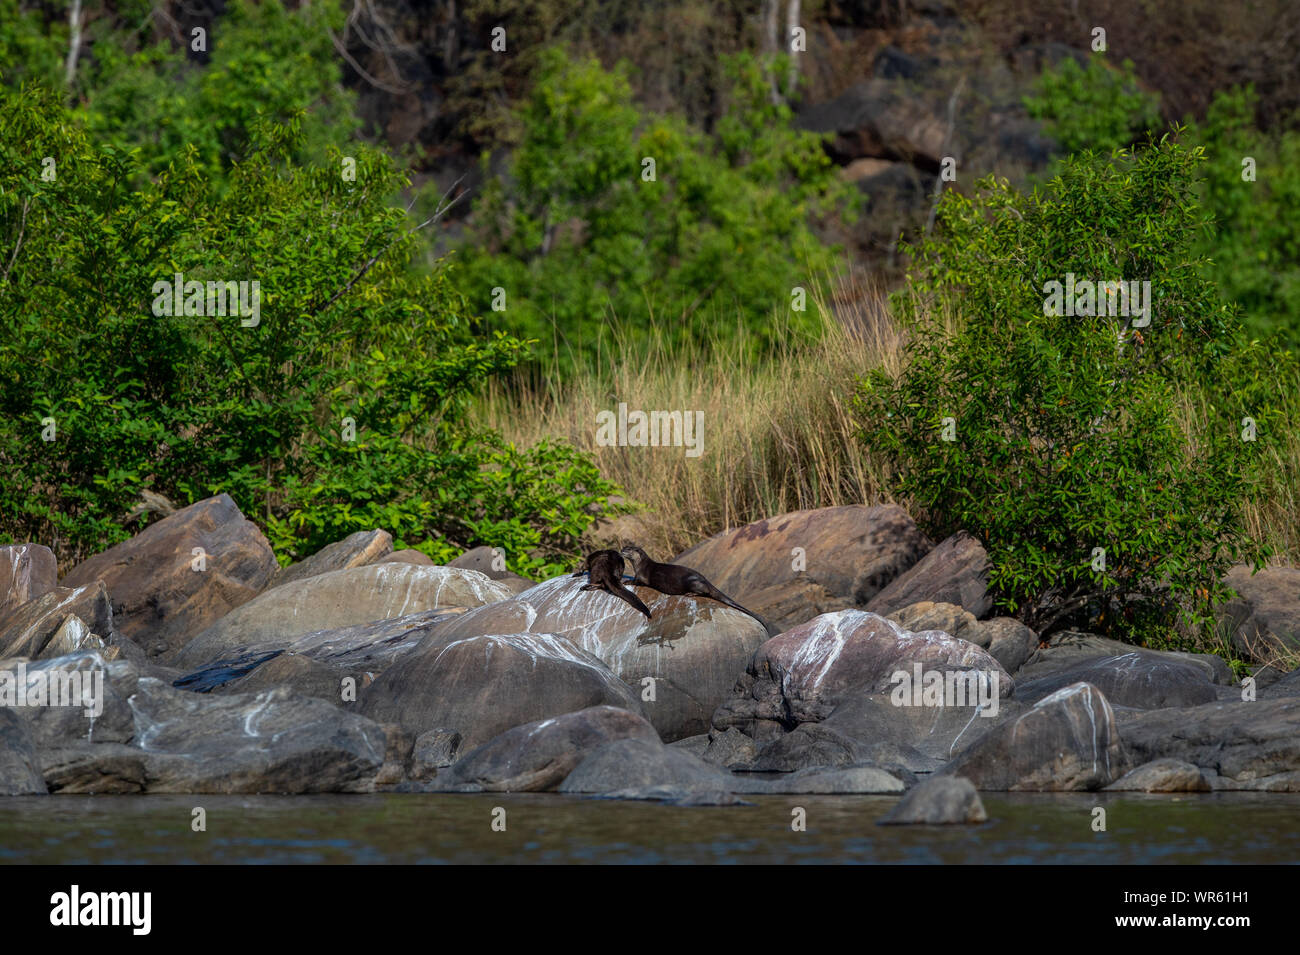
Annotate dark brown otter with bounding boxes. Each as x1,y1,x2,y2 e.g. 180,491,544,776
619,545,773,633
574,549,651,619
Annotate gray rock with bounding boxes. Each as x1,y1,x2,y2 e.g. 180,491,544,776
0,544,58,618
711,609,1011,741
432,706,659,792
558,738,732,794
878,776,987,825
360,631,642,749
866,532,993,618
1019,631,1233,685
887,601,988,647
1116,698,1300,790
269,529,393,590
0,582,117,660
1104,759,1211,792
60,494,278,660
941,682,1126,791
448,546,536,593
758,763,905,794
172,563,511,667
1014,652,1218,709
410,729,463,780
379,549,434,566
594,786,752,806
702,726,760,769
1221,564,1300,655
430,573,770,741
0,707,46,795
1265,668,1300,697
985,618,1039,674
667,734,710,758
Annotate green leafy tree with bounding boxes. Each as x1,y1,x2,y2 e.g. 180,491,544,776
1025,54,1162,156
0,84,616,577
455,49,852,373
858,136,1278,644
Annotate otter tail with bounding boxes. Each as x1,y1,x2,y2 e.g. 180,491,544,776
706,588,777,636
611,584,652,619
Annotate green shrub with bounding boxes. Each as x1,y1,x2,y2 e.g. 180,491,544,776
1025,54,1162,156
857,136,1278,643
0,84,617,577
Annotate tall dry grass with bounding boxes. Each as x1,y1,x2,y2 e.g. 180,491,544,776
478,271,906,557
481,270,1300,570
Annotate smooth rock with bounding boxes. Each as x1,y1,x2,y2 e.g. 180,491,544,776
410,729,463,780
270,529,393,590
0,544,58,617
359,631,642,749
866,531,993,618
1104,758,1211,792
1221,564,1300,655
941,682,1126,791
0,708,46,795
60,494,278,659
558,737,732,794
671,504,929,630
433,706,660,792
172,563,510,667
1014,652,1218,709
878,776,987,825
0,582,116,660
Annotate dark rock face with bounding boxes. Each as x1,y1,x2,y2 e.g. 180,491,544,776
432,706,660,792
1104,759,1211,793
1014,652,1219,709
878,776,987,825
1115,699,1300,790
59,495,279,660
422,573,769,742
359,631,643,749
1221,564,1300,655
670,504,929,630
0,582,117,660
269,529,393,590
941,682,1126,791
558,737,732,794
0,708,46,795
172,563,511,668
0,544,58,618
712,609,1011,741
411,729,462,779
11,650,387,794
1267,668,1300,697
866,532,993,618
1018,632,1234,686
985,618,1039,674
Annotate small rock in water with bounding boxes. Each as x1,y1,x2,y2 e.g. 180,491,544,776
878,775,987,825
411,728,463,779
1104,758,1210,793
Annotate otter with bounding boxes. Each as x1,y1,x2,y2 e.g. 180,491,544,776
619,545,773,633
574,549,651,619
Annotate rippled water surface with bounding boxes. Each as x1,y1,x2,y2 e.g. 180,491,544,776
2,792,1297,864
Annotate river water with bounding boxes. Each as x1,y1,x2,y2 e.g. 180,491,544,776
2,791,1298,864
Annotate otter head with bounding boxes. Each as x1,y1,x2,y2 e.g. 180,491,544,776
619,544,648,567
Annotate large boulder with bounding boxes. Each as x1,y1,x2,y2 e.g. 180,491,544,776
941,682,1127,791
269,529,393,590
1104,759,1211,793
12,650,387,794
172,563,511,667
557,737,732,794
1014,652,1219,709
421,573,770,741
0,707,46,795
670,504,929,630
1018,631,1233,686
447,546,535,594
711,609,1011,741
60,494,278,659
1116,698,1300,790
359,631,643,749
878,776,987,825
0,582,116,660
866,532,993,618
796,78,950,167
1221,564,1300,655
432,706,660,792
0,544,58,618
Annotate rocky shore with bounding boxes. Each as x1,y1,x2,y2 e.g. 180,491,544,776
3,496,1298,817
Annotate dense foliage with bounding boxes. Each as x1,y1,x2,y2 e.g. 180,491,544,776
0,84,618,576
858,138,1280,643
